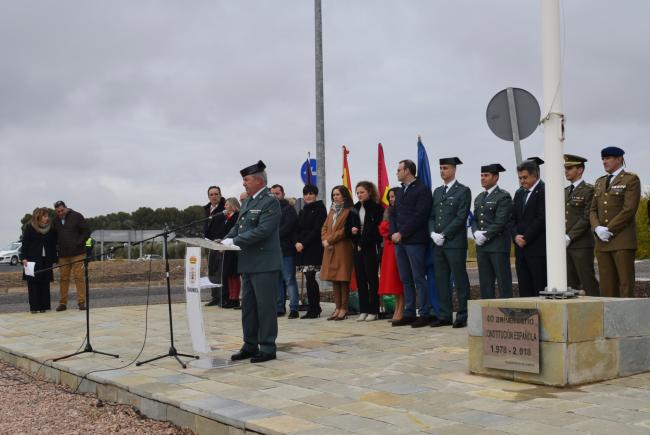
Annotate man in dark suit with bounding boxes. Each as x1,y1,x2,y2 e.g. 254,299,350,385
389,159,433,327
203,186,226,306
564,154,599,296
472,164,513,299
223,161,282,363
428,157,471,328
511,158,547,297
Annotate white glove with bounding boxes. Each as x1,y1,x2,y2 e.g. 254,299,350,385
565,235,571,247
595,226,613,242
473,231,487,246
220,238,234,247
430,232,445,246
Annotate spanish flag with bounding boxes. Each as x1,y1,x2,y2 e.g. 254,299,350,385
342,145,352,191
378,143,390,208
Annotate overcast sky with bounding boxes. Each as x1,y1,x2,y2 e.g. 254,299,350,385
1,1,649,243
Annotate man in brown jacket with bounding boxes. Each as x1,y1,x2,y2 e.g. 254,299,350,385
564,154,599,296
589,147,641,297
53,201,91,311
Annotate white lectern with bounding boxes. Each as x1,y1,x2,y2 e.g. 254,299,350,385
177,238,240,368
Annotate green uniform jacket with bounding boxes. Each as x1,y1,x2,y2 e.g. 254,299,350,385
428,181,471,249
565,181,595,249
226,187,282,273
471,186,513,253
589,170,641,252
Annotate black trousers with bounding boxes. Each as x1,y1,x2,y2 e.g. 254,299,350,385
515,254,547,297
27,280,51,311
304,270,321,314
208,250,229,302
353,247,380,315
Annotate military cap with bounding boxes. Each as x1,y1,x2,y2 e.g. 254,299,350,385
480,163,506,174
564,154,588,167
601,146,625,157
240,160,266,177
525,156,545,166
439,157,463,165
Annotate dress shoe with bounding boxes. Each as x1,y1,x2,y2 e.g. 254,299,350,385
233,305,242,310
411,316,431,328
39,310,47,313
288,310,299,319
430,319,453,328
56,304,67,312
391,316,416,327
231,349,257,361
251,352,276,363
78,302,86,311
356,313,368,322
365,314,377,321
452,319,467,328
205,300,220,307
334,313,348,321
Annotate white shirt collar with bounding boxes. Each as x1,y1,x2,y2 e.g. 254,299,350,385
608,167,624,178
572,179,583,188
486,185,498,195
251,187,264,199
444,179,457,190
527,179,541,192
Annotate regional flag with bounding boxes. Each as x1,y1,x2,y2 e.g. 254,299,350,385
378,143,390,208
416,135,432,189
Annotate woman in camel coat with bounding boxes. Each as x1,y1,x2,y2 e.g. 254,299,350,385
320,185,359,320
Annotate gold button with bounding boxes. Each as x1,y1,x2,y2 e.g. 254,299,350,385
605,210,608,213
481,220,484,223
604,201,607,204
605,193,608,196
605,219,609,223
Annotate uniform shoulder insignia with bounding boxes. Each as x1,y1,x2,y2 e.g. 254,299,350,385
584,182,594,188
623,171,638,177
596,175,608,181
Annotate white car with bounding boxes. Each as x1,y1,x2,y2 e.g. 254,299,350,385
0,241,22,266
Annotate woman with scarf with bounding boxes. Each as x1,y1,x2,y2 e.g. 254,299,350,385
220,197,242,308
20,207,58,313
320,185,358,320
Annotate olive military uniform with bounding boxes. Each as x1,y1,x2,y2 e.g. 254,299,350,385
472,186,513,299
589,170,641,297
428,179,472,324
226,185,282,356
565,180,599,295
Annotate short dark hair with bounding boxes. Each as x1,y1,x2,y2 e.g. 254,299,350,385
331,185,354,208
399,159,417,176
516,160,540,178
270,184,284,194
207,186,221,195
303,184,319,195
54,200,66,208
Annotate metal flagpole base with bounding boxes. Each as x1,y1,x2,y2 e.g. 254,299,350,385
136,346,199,369
539,287,580,299
53,342,119,362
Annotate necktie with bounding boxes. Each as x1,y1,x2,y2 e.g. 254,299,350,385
606,174,614,190
521,189,530,212
568,184,575,196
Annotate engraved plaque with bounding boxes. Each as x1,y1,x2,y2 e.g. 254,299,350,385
482,307,540,373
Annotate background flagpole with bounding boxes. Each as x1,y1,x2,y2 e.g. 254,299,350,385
314,0,326,203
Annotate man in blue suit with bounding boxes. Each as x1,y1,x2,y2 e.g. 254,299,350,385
223,161,282,363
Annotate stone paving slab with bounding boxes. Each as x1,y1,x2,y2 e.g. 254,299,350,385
3,302,650,434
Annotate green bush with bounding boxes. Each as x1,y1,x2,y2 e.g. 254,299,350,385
636,193,650,259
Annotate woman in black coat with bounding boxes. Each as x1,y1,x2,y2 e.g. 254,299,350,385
350,181,384,321
295,185,328,318
20,207,58,313
220,197,241,308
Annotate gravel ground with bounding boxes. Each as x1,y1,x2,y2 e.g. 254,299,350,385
0,360,193,435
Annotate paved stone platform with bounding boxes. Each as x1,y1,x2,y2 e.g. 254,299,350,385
3,302,650,434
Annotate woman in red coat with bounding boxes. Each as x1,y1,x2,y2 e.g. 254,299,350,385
378,188,404,323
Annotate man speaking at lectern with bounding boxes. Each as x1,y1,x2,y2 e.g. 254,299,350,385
221,160,282,363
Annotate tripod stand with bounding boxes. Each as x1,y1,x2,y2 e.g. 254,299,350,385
52,254,119,362
136,224,202,369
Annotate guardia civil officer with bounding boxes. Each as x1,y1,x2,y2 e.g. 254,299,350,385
222,161,282,363
564,154,599,296
472,164,513,299
510,157,547,297
589,146,641,297
428,157,471,328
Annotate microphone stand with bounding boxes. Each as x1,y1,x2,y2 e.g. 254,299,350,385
136,215,216,369
38,249,121,362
